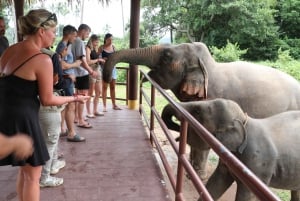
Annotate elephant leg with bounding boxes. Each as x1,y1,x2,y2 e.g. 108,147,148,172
190,147,210,180
291,190,300,201
235,181,258,201
198,162,234,201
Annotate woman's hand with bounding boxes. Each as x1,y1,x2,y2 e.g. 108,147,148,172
74,94,90,103
11,134,34,160
98,58,106,64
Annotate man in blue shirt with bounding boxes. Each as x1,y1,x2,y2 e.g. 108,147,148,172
56,25,85,142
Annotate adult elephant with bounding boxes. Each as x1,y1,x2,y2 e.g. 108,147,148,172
103,42,300,179
164,99,300,201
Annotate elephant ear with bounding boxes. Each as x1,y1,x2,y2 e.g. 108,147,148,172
215,120,248,154
179,58,208,101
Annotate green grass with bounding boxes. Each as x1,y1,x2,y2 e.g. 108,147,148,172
272,189,290,201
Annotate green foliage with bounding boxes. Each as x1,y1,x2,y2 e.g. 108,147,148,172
210,41,247,62
139,22,160,47
260,49,300,81
275,0,300,39
272,189,290,201
141,0,285,60
274,49,300,80
277,38,300,59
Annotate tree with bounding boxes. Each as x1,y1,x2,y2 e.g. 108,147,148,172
275,0,300,59
142,0,280,60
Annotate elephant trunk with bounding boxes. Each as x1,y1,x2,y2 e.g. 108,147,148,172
102,45,163,82
161,104,181,132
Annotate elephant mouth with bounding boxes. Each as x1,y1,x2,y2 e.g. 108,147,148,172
178,92,205,102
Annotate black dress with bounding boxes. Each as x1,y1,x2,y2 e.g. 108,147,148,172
0,54,50,166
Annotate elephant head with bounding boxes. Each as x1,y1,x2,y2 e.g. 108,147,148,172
181,99,249,153
103,42,214,101
162,98,249,179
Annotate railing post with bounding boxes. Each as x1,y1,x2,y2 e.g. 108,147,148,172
139,73,143,115
126,68,129,105
175,120,188,201
149,84,155,145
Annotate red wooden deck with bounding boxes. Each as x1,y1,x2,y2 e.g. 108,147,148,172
0,106,171,201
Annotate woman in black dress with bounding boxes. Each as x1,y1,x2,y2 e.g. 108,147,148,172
0,9,88,201
99,33,121,112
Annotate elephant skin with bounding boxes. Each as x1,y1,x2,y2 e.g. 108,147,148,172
163,99,300,201
103,42,300,179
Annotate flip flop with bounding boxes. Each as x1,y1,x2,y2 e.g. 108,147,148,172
94,112,104,116
113,106,122,110
67,134,86,142
77,122,92,128
74,118,88,123
86,114,95,118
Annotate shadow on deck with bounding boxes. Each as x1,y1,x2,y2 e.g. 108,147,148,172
0,106,171,201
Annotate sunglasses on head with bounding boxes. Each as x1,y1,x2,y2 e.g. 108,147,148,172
40,13,57,27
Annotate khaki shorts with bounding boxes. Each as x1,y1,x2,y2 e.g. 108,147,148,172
89,64,102,83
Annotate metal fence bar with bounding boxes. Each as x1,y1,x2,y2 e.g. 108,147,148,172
150,128,177,191
175,120,188,201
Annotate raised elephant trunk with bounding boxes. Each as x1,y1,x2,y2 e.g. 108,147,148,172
102,45,163,82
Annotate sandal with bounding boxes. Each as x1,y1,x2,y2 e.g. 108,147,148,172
60,129,68,137
86,114,95,118
77,122,92,128
74,118,88,123
67,134,86,142
94,112,104,116
40,176,64,188
113,105,122,110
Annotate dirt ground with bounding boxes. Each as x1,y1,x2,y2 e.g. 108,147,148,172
153,130,237,201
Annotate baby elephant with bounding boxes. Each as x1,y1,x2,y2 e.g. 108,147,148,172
164,98,300,201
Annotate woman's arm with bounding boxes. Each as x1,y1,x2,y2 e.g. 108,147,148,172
86,46,100,66
36,56,88,106
61,59,81,70
98,45,104,55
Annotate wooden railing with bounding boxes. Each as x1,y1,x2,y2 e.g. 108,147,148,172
138,69,280,201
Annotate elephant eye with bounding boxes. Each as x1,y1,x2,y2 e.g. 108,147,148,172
162,49,173,64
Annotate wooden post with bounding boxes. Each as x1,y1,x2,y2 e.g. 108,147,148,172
128,0,140,110
13,0,24,42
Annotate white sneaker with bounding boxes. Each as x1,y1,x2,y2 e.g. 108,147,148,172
50,160,66,175
40,176,63,188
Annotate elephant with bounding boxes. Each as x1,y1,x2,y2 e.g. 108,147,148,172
102,42,300,179
163,98,300,201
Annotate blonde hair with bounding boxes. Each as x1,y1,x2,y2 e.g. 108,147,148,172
86,34,99,51
18,9,57,36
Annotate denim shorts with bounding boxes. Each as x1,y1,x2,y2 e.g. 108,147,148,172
63,78,75,96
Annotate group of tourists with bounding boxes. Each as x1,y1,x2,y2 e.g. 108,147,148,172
0,8,121,201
